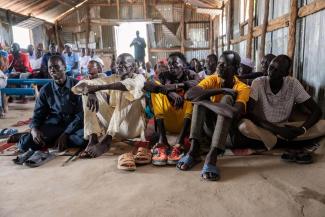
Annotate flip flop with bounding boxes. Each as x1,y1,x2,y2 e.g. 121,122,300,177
0,128,18,139
13,149,35,165
201,164,220,181
24,151,55,168
282,151,313,164
176,154,201,171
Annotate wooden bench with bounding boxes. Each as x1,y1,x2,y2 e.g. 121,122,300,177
0,79,51,112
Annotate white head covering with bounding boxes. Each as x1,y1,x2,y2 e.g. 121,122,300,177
241,57,254,69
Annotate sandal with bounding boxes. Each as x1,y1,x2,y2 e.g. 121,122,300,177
201,164,220,181
281,151,313,164
24,151,55,168
134,147,152,164
176,154,201,171
0,128,18,139
13,149,35,165
117,152,136,171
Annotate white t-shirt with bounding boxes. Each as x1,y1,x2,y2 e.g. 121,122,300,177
250,76,311,123
79,55,91,70
0,70,7,88
30,57,42,70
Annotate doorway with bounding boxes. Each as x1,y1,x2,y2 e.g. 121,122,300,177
114,22,148,63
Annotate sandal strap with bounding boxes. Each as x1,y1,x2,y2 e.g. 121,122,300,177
135,147,150,157
201,164,219,175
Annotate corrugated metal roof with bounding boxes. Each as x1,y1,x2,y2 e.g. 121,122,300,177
0,0,224,23
0,0,84,23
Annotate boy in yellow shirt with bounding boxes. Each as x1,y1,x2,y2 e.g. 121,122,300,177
144,52,199,166
177,51,251,181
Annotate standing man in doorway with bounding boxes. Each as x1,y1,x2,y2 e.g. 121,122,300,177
130,30,146,69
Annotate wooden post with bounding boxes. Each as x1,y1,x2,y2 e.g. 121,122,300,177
226,0,233,50
221,6,224,51
86,4,90,49
117,0,120,20
246,0,254,58
287,0,298,65
180,3,185,53
146,24,151,63
144,0,147,19
209,15,214,54
258,0,270,62
55,21,60,48
215,15,220,57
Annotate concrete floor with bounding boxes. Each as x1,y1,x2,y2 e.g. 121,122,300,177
0,102,325,217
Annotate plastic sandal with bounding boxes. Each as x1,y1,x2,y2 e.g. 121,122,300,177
24,151,55,168
134,147,152,164
13,149,35,165
201,164,220,181
0,128,18,139
176,154,201,171
117,153,136,171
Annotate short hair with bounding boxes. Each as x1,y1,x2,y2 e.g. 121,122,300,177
220,50,241,69
88,60,103,72
168,52,187,64
207,54,218,63
274,54,291,75
49,55,66,66
264,54,276,62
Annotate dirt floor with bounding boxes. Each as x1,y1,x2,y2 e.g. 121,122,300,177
0,102,325,217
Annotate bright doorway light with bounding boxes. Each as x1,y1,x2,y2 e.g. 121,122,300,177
12,26,31,49
115,22,148,62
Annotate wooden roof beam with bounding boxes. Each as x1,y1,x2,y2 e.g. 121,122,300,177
54,0,74,7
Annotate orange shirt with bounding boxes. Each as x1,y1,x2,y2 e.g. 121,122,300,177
197,75,251,109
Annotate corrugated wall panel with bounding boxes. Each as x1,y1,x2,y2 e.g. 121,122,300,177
185,50,210,62
294,9,325,114
186,23,209,48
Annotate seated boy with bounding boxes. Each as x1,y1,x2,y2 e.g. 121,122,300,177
143,52,199,165
238,55,324,162
15,55,85,165
178,51,251,181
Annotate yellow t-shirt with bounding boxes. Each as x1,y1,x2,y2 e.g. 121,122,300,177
197,75,251,108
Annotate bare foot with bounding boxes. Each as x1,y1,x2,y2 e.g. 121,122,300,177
88,135,112,158
80,134,98,158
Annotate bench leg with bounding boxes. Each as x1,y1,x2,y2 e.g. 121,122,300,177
3,94,8,113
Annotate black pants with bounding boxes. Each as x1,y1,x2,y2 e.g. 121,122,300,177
18,121,85,152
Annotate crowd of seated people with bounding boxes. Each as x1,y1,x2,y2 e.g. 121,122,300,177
0,42,109,117
1,43,324,180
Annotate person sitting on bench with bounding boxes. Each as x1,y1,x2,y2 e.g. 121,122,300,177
0,53,8,118
238,55,325,163
8,43,32,78
17,55,85,156
177,51,251,181
40,43,64,78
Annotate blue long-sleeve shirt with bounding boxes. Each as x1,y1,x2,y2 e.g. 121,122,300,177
30,76,83,135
